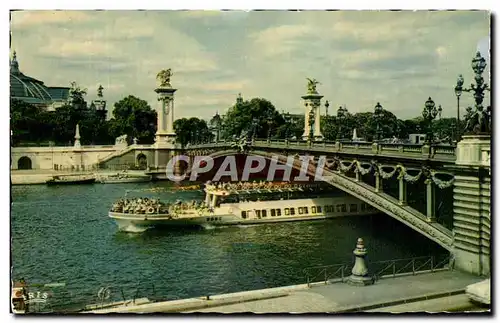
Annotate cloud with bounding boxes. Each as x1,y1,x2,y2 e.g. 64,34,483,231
10,10,490,121
10,10,93,29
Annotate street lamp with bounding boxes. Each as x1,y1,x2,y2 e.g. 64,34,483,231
267,114,273,141
251,117,259,140
336,106,347,141
373,102,384,142
211,112,222,142
454,51,491,136
283,112,291,140
422,97,441,145
454,74,464,141
325,100,330,116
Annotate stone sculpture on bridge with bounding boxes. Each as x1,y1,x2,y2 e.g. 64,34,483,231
306,78,320,94
115,134,128,146
156,68,172,88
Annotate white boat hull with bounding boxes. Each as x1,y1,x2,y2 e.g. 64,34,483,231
109,196,379,232
99,177,151,184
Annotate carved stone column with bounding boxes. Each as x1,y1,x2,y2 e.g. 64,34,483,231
398,175,407,206
425,178,436,222
375,172,383,193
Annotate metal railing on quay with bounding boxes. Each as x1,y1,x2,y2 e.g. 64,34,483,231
303,255,454,287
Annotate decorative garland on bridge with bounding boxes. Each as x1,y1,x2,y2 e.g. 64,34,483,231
377,164,402,179
355,161,373,175
430,171,455,189
398,166,425,184
338,159,357,172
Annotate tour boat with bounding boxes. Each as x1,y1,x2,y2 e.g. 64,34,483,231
46,174,96,185
97,173,152,184
109,181,379,232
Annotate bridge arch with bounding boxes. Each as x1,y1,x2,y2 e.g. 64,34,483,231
188,149,453,251
17,156,33,170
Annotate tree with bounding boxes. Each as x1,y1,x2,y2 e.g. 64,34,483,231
10,99,45,145
222,98,285,139
108,95,157,144
174,117,213,148
68,81,88,109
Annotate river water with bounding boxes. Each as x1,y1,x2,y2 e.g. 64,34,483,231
11,182,447,312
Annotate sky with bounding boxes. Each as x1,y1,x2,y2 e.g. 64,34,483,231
10,10,490,121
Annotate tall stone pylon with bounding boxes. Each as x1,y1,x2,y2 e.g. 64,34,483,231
154,68,177,147
301,78,324,141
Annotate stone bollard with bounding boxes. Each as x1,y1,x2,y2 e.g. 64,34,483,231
347,238,374,286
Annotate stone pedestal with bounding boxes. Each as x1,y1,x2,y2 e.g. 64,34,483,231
452,134,491,276
301,93,324,141
456,135,490,167
347,238,374,286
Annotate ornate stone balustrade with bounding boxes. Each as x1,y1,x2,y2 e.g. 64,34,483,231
187,138,456,162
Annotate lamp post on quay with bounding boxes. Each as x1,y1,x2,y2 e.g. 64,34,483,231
336,106,347,141
422,97,442,146
373,102,384,142
325,100,330,116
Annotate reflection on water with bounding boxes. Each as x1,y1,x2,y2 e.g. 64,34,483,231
11,183,447,311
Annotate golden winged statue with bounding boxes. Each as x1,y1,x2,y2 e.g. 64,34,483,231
157,68,172,87
306,78,320,94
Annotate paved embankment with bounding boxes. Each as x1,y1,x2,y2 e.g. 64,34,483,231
85,270,485,314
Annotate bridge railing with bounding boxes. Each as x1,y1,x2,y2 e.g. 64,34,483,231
303,255,453,287
188,139,456,161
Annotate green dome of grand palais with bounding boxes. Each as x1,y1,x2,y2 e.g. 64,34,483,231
10,51,69,110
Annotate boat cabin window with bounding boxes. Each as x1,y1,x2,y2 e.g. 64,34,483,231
290,208,296,215
341,204,347,212
317,206,322,213
336,205,342,212
325,205,333,213
303,207,308,214
271,209,276,217
350,204,358,212
276,209,282,216
262,210,267,217
311,206,316,213
241,211,247,219
298,207,303,214
285,208,290,215
256,210,261,218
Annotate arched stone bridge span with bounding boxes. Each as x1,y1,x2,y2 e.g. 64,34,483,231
184,148,454,251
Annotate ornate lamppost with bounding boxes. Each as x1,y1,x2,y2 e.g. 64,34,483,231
210,112,222,143
325,100,330,116
251,117,259,141
373,102,384,142
422,97,442,145
283,112,291,140
336,106,347,141
267,114,273,141
454,74,464,142
459,51,491,136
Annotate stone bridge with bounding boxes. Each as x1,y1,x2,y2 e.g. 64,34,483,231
190,148,455,252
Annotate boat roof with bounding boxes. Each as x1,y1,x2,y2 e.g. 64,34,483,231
204,182,332,196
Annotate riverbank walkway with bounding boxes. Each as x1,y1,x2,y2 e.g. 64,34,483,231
86,270,487,314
